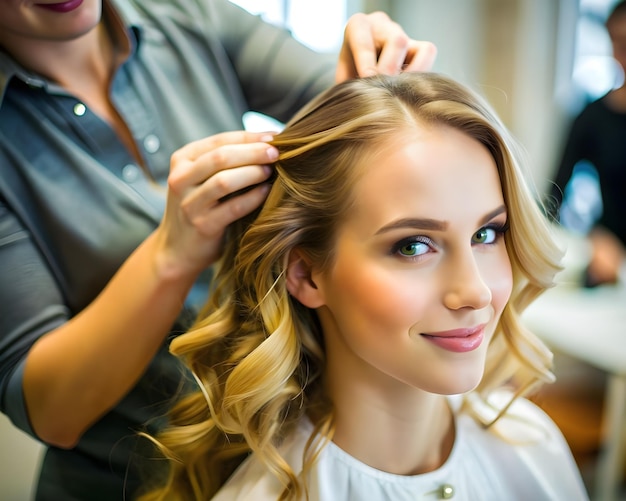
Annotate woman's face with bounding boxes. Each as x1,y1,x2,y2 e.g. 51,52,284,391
0,0,102,47
312,124,513,396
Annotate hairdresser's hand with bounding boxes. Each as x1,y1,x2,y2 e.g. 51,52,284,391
156,131,277,279
336,11,437,82
586,227,626,286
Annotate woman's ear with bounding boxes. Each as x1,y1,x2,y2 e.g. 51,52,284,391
286,248,325,308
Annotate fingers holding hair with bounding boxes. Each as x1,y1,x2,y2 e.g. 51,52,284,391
336,11,437,82
160,130,277,272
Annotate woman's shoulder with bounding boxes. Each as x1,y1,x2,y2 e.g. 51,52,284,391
460,390,574,449
456,391,589,499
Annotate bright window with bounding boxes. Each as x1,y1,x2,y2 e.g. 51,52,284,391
229,0,345,52
229,0,346,131
573,0,624,101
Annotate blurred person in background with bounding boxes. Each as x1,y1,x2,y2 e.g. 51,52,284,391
552,0,626,287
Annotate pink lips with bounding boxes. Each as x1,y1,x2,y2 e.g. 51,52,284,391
421,325,485,353
36,0,84,13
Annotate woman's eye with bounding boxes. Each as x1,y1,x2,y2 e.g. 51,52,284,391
472,227,497,244
397,240,429,257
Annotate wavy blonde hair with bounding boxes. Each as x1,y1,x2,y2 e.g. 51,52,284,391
139,72,562,500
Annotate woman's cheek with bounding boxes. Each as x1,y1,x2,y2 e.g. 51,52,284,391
327,260,433,328
484,253,513,316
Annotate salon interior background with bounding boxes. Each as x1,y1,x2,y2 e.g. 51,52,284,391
0,0,621,499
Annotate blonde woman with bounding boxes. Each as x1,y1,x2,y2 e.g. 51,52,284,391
140,73,588,500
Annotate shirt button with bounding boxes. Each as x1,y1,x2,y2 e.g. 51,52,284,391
73,103,87,116
122,164,140,183
143,134,160,154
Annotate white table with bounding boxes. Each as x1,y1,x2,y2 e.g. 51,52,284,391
523,282,626,501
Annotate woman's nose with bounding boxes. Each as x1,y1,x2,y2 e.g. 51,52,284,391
442,252,492,310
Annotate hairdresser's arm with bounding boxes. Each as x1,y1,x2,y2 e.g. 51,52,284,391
19,132,275,448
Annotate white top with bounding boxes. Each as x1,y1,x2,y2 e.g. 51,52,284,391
212,395,589,500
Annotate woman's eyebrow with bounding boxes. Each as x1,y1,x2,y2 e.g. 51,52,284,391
375,217,448,234
479,205,507,226
375,205,507,235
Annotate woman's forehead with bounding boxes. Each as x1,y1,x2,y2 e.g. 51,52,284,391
343,127,504,231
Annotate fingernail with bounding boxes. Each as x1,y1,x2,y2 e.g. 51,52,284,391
260,134,275,142
266,146,279,161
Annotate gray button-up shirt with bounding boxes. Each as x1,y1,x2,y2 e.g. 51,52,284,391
0,0,334,498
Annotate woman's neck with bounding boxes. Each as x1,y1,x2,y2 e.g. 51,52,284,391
326,376,455,476
4,22,114,94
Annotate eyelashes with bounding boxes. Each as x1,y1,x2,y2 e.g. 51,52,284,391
485,221,510,235
391,236,432,258
390,221,509,260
